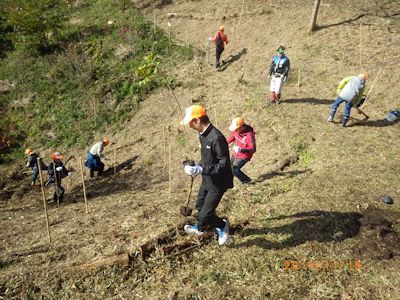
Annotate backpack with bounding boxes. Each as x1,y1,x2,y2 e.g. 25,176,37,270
216,33,223,48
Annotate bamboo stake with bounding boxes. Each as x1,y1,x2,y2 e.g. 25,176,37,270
69,162,73,190
359,22,362,68
53,163,59,206
79,158,89,214
168,86,192,160
168,22,172,48
38,158,51,244
238,0,245,27
153,11,157,35
361,68,382,109
230,0,245,50
163,125,167,169
168,142,172,194
214,107,218,128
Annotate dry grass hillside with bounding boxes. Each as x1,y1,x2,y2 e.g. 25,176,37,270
1,0,400,298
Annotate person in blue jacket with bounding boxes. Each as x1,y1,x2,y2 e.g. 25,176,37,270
268,46,290,103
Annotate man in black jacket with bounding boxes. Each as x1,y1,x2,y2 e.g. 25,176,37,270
181,105,233,245
48,152,71,203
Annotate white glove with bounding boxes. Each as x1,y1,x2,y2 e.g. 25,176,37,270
26,162,30,167
56,166,63,171
68,172,72,177
184,165,203,176
208,37,212,41
233,145,241,153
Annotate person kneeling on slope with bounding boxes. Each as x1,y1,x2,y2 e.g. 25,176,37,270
85,138,110,178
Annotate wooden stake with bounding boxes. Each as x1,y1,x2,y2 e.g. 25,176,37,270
79,158,89,214
214,107,218,128
297,68,301,92
153,11,157,35
69,162,73,190
359,22,362,68
113,147,117,175
168,142,172,194
53,163,59,206
238,0,245,27
361,68,382,109
37,158,51,244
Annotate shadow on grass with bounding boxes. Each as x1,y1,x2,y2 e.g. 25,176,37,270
103,155,139,176
253,169,311,184
230,210,362,250
63,155,168,203
350,118,400,127
218,48,247,71
283,98,332,105
315,14,366,31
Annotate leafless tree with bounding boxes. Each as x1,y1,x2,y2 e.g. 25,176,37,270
309,0,321,32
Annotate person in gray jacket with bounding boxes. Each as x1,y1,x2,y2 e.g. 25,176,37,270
328,73,368,127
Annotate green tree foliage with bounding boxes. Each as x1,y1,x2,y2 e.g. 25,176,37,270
0,0,193,163
2,0,67,52
0,6,13,56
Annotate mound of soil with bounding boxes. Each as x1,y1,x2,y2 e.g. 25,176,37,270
353,206,400,260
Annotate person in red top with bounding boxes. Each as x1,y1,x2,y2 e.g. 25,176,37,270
226,117,256,184
211,25,228,68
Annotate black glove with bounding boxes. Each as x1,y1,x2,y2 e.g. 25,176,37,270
356,96,366,108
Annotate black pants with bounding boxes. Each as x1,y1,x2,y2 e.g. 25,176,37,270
216,47,224,67
53,183,65,203
196,182,226,230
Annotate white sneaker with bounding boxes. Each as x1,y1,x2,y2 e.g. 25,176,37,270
184,224,204,236
328,116,334,122
216,219,230,245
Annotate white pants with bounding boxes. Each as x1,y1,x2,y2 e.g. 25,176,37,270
270,75,284,94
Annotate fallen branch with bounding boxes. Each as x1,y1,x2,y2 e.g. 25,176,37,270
276,155,299,171
159,220,249,257
138,220,191,259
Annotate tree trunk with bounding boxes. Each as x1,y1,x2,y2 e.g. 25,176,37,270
309,0,321,32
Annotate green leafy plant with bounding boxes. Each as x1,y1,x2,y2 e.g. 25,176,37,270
3,0,67,53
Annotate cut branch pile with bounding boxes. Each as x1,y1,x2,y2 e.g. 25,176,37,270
137,220,249,259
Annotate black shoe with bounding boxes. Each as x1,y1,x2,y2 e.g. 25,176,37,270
90,170,94,178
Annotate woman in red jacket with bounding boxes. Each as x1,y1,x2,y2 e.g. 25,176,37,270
226,117,256,184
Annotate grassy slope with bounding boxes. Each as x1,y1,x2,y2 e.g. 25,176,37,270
0,0,192,162
1,0,400,299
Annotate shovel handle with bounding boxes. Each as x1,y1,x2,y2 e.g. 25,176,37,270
356,107,369,119
184,176,194,207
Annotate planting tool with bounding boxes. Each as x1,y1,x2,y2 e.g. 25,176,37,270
45,155,75,186
180,160,195,216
